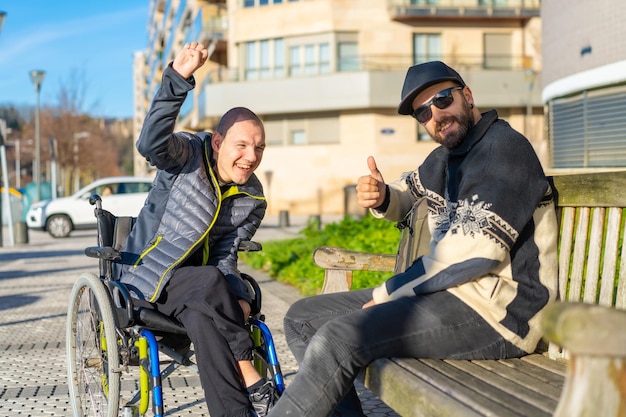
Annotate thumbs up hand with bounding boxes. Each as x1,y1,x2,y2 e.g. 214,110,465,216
356,156,387,209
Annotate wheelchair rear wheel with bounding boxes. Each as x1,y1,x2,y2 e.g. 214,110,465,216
67,272,121,417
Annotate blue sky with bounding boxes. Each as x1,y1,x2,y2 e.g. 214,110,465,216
0,1,149,119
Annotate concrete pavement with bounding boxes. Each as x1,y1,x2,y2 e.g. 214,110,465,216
0,216,400,416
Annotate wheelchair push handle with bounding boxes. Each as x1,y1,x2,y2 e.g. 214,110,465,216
89,193,103,210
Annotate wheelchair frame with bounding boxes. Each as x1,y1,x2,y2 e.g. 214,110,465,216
66,194,284,417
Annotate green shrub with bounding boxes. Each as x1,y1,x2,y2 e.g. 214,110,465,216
241,214,401,296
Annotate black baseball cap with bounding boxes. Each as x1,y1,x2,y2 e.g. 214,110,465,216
397,61,466,115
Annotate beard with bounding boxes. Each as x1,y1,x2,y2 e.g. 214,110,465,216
428,99,475,149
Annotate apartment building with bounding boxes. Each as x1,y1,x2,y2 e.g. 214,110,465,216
542,0,626,170
134,0,542,215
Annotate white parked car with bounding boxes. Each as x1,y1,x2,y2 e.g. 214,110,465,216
26,176,153,238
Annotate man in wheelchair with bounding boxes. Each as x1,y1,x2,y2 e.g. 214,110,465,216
114,41,276,417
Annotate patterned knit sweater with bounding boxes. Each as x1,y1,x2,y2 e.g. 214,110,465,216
371,110,558,353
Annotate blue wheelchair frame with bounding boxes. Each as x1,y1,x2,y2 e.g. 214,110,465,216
67,195,284,417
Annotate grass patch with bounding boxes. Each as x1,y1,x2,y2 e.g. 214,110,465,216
241,215,401,296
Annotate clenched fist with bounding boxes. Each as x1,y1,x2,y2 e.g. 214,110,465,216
356,156,387,209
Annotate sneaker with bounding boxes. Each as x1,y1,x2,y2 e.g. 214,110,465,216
249,380,279,417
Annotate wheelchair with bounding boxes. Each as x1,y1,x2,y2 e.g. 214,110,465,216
66,195,284,417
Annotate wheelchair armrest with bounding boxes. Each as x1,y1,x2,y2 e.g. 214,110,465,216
238,241,262,252
85,246,122,261
107,281,135,328
138,308,187,335
242,273,262,316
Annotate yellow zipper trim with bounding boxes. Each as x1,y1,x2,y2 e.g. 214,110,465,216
146,141,267,301
133,235,163,268
148,150,222,302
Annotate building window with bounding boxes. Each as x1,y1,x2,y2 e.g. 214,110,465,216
417,124,431,142
291,130,306,145
319,43,330,73
275,38,285,77
266,116,340,146
243,0,291,7
245,41,258,80
289,46,301,76
244,39,286,80
338,42,359,72
260,40,271,79
549,85,626,168
413,33,441,64
288,43,331,76
243,36,349,79
484,33,512,69
304,44,317,75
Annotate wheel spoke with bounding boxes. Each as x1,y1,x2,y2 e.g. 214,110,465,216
67,273,120,417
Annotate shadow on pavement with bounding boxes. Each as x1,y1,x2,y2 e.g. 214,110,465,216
0,249,85,262
0,264,95,280
0,293,41,311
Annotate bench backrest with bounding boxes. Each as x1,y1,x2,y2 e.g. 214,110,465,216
397,171,626,358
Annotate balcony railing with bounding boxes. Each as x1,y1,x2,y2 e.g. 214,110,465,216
198,53,534,84
388,0,540,20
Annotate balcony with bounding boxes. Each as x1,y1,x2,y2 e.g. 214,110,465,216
388,0,540,22
196,53,541,120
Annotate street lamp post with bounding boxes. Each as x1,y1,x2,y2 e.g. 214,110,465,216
0,11,7,34
29,70,45,201
6,141,20,189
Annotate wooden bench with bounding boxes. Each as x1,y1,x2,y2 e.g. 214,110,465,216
313,171,626,417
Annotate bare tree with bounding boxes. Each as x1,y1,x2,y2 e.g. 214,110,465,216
39,69,125,195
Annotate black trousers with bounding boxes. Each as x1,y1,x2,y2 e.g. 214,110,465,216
155,265,254,417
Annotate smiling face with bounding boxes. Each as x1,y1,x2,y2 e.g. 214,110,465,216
412,81,477,149
212,118,265,185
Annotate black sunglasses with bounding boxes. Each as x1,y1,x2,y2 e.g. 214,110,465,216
411,86,464,123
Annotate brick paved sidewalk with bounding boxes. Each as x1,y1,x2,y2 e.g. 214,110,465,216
0,224,399,416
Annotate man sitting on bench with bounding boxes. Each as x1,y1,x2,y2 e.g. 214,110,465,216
268,61,559,417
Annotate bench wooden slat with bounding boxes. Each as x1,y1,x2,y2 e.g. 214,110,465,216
616,225,626,309
569,207,590,301
441,359,559,415
496,357,566,385
552,206,577,360
413,358,553,417
519,353,567,375
557,207,575,301
597,208,622,306
582,207,604,303
464,359,562,403
363,358,484,417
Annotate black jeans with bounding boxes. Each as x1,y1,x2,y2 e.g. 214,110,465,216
271,289,526,417
155,265,254,417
